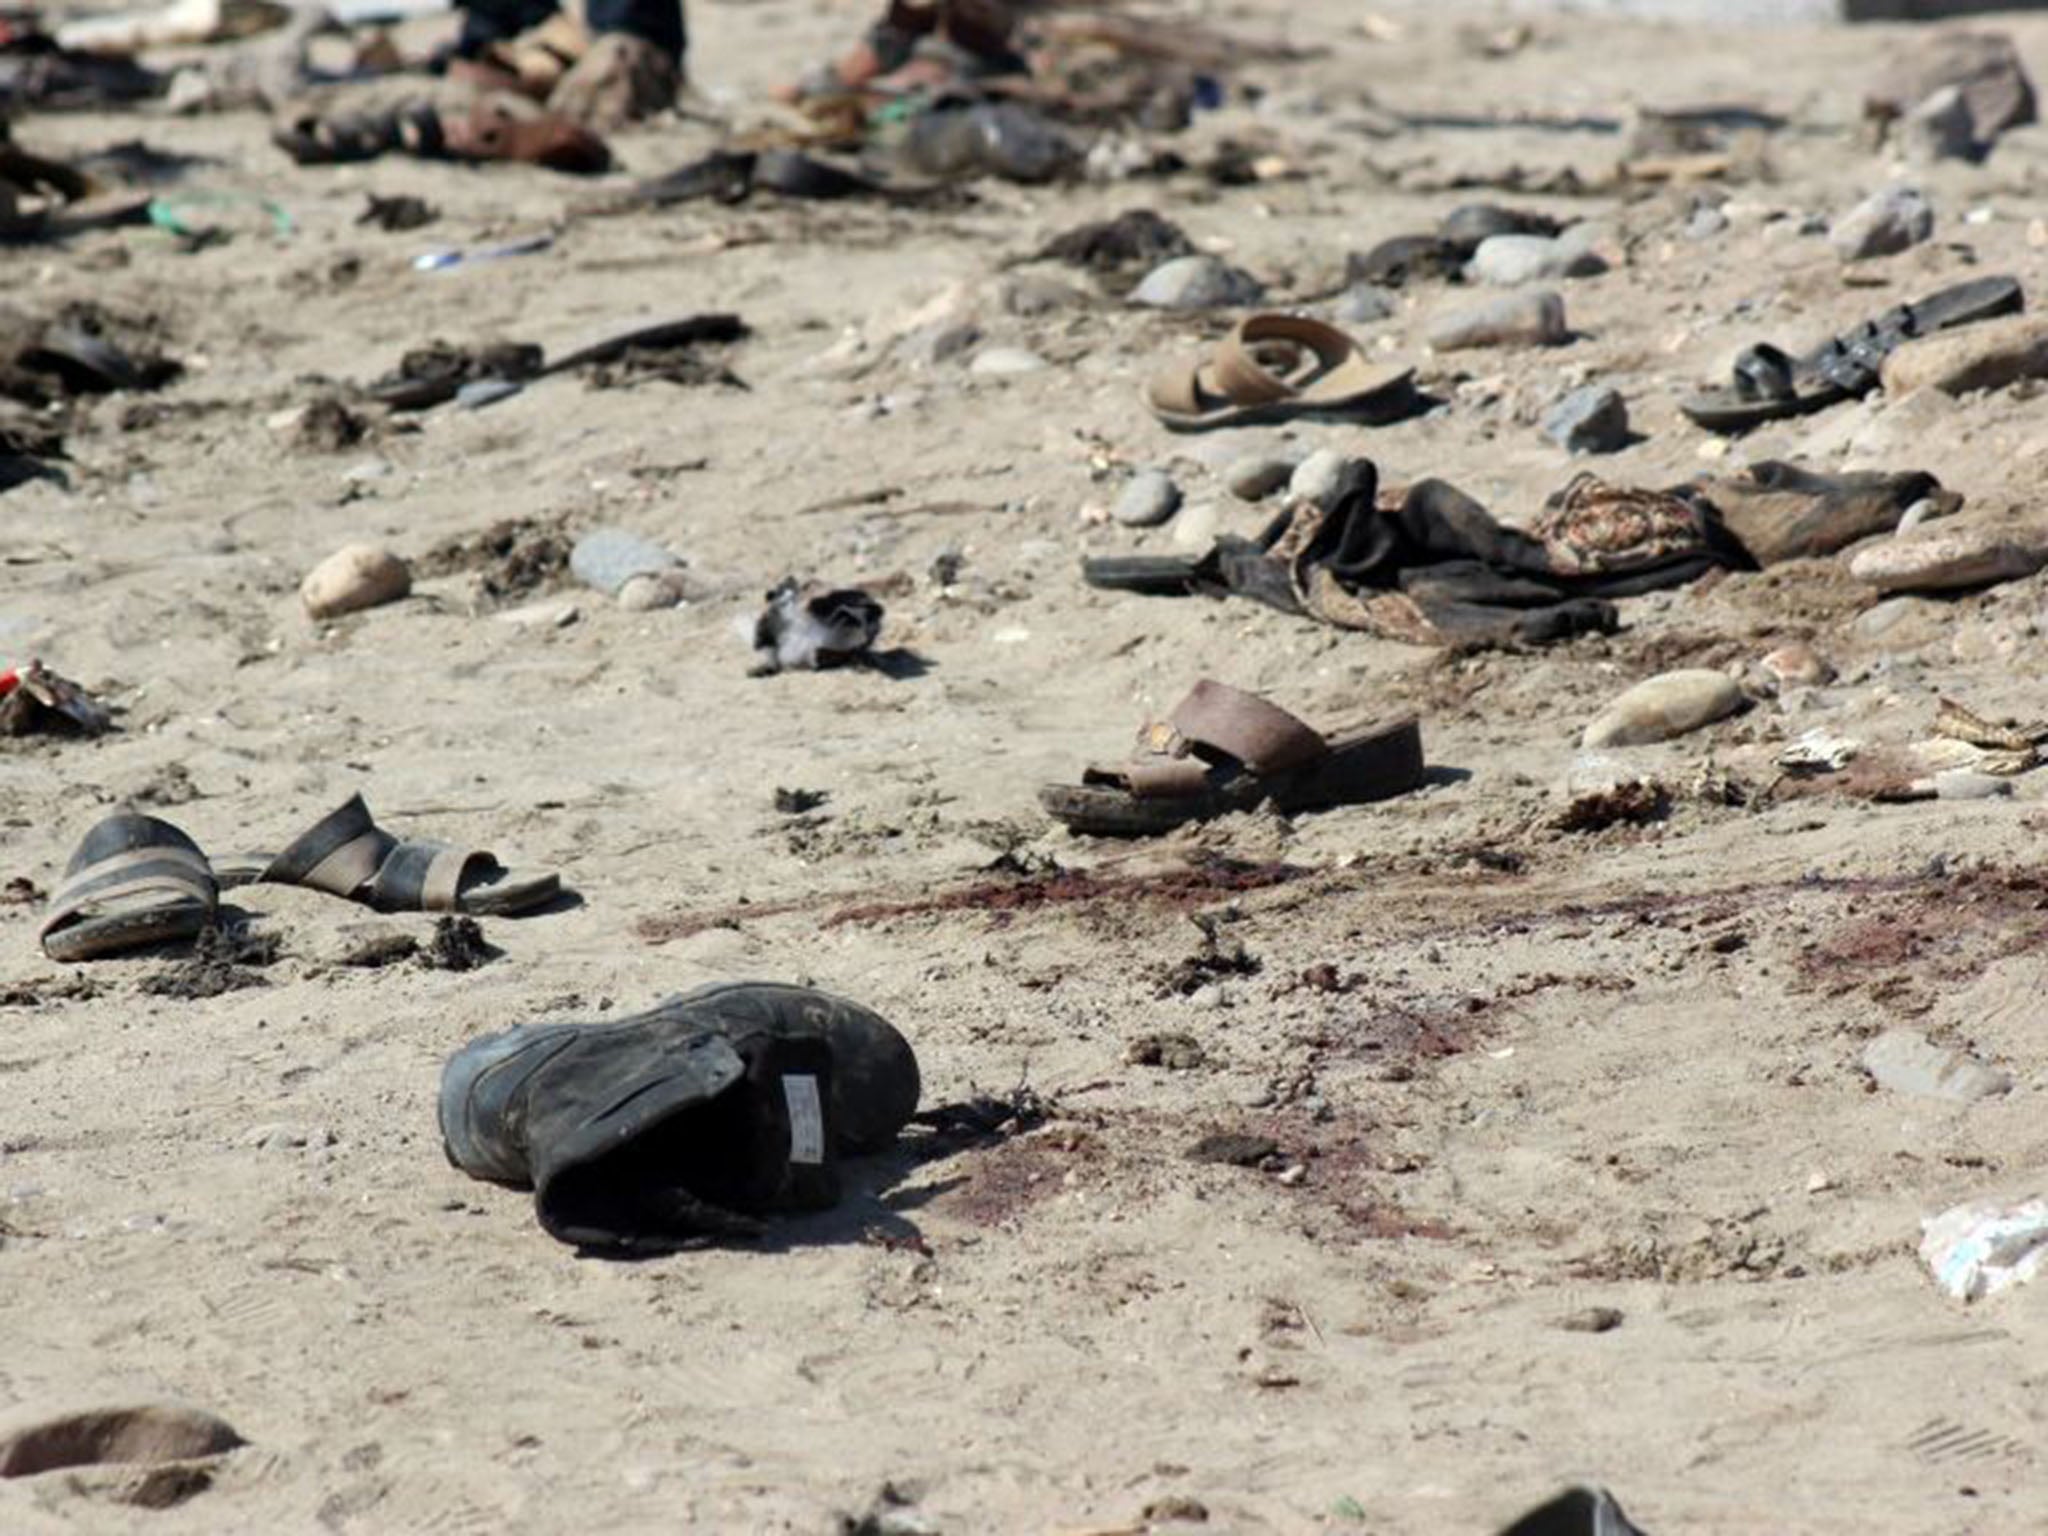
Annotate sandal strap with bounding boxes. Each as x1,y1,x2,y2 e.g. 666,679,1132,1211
366,840,490,913
1732,343,1795,402
1167,678,1327,773
263,793,397,899
1210,315,1356,406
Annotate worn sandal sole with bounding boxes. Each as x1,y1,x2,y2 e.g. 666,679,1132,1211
1040,716,1423,837
42,902,211,963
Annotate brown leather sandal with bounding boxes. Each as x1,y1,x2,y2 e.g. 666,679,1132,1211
1146,314,1415,432
1039,679,1423,837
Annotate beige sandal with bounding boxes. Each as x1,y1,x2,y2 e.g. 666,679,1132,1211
1145,314,1415,432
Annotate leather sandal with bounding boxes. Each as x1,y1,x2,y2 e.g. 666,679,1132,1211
1146,314,1416,432
217,793,560,916
1039,679,1423,837
41,812,218,962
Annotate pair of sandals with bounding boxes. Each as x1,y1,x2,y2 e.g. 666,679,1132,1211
39,795,561,963
1681,275,2022,434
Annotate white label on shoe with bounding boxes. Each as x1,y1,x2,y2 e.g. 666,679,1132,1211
782,1074,825,1165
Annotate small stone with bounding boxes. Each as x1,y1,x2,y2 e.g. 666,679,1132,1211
969,346,1048,377
1934,768,2012,801
1899,84,1980,165
571,528,683,597
1171,500,1221,552
1879,313,2048,396
1853,594,1943,644
1558,1306,1624,1334
301,544,410,620
1828,185,1933,261
1113,469,1182,527
1288,448,1354,509
1541,385,1629,454
1332,283,1397,324
1848,525,2048,593
1581,669,1745,748
1863,1029,2011,1102
1130,254,1264,310
1275,1164,1307,1187
616,573,685,610
341,457,392,483
898,319,981,368
1806,1170,1837,1195
1465,233,1606,286
997,273,1087,316
1426,290,1568,351
1760,641,1835,689
1224,453,1300,502
1683,203,1730,241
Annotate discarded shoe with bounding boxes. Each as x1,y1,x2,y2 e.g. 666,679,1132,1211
751,578,884,674
40,812,218,963
1039,678,1423,837
1497,1485,1647,1536
218,793,561,916
1146,314,1416,432
1681,275,2021,434
438,982,920,1251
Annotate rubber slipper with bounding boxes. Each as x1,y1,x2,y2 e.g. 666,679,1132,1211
218,793,560,916
1682,275,2022,434
1039,678,1423,837
40,812,218,962
1146,314,1415,432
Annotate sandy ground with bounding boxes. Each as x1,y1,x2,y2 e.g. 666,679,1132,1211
5,0,2048,1530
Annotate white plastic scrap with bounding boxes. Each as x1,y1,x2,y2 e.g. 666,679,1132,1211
1778,728,1861,773
1921,1197,2048,1301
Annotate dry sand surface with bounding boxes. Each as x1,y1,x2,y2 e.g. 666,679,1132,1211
7,0,2048,1530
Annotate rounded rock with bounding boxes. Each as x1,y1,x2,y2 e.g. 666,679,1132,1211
1848,525,2048,593
1288,448,1353,509
1113,469,1182,527
1129,254,1264,310
1224,453,1301,502
1581,669,1745,748
302,544,410,620
1426,290,1568,351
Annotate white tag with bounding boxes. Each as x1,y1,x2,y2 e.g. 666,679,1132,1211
781,1074,824,1165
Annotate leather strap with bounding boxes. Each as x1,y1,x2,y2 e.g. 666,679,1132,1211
1168,678,1326,773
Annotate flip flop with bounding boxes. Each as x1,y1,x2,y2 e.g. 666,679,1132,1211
40,812,218,962
218,794,560,916
1681,275,2022,434
1039,678,1423,837
1497,1486,1648,1536
1146,314,1416,432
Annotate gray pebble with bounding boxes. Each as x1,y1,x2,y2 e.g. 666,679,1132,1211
1130,254,1265,310
1828,185,1933,261
1542,385,1630,454
1899,85,1979,165
1171,500,1222,552
1224,453,1300,502
1113,468,1182,527
1934,769,2012,801
1332,283,1397,324
1427,290,1569,350
1288,448,1353,508
1466,232,1606,286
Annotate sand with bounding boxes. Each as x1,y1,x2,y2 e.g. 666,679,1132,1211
4,1,2048,1530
